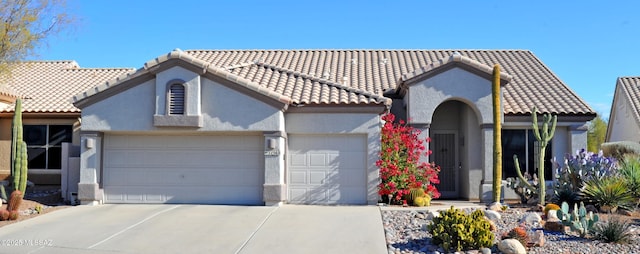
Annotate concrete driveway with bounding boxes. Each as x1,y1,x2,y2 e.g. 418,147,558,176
0,205,387,254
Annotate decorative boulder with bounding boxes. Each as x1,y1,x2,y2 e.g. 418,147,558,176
498,239,527,254
484,210,502,221
426,211,440,220
532,229,545,247
519,212,542,226
546,209,559,221
488,202,503,212
543,220,565,232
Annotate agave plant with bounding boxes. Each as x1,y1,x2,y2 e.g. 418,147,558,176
592,218,634,243
618,154,640,207
582,176,634,213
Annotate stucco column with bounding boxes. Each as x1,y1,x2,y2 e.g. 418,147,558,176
263,131,286,206
479,125,494,202
78,132,104,205
569,124,589,154
409,124,431,163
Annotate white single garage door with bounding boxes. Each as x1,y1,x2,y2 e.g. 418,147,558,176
103,134,264,204
288,134,367,204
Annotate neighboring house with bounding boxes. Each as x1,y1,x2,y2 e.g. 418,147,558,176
71,49,595,206
0,62,134,184
606,77,640,143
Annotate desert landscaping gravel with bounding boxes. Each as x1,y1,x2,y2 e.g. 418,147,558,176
382,208,640,254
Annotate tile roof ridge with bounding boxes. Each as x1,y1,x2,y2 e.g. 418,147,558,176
75,49,293,106
254,61,391,105
66,67,136,71
401,53,512,83
184,48,531,52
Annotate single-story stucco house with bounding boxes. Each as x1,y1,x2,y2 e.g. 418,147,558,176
70,49,596,206
606,77,640,143
0,62,133,184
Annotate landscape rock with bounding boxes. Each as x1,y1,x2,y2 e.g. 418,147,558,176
426,211,440,220
484,210,502,221
546,209,559,221
498,239,527,254
488,202,503,212
519,212,542,226
532,229,545,247
479,247,492,254
543,220,565,232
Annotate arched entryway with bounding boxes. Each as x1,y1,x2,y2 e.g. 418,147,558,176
430,100,481,199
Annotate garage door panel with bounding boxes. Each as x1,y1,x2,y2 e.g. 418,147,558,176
104,134,264,204
288,134,367,205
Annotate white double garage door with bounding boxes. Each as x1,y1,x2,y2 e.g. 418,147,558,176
103,134,367,205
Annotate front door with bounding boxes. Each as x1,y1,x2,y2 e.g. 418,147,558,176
431,131,459,198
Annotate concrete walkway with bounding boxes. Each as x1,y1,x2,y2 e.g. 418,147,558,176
0,205,387,254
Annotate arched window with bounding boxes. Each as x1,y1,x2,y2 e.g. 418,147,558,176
168,83,185,115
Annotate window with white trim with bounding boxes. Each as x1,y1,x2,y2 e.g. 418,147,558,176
168,83,185,115
23,125,72,169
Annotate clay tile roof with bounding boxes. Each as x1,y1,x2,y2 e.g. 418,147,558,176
224,61,391,106
185,49,594,115
616,77,640,125
0,61,134,113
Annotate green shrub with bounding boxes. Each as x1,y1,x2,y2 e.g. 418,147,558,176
618,154,640,206
592,218,634,243
427,207,494,252
582,176,634,212
552,188,581,208
601,141,640,160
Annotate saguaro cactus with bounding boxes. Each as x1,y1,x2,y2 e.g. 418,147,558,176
10,98,28,193
513,106,557,206
492,64,503,203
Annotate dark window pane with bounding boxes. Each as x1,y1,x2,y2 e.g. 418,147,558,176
27,148,46,169
528,130,553,180
49,125,72,146
48,147,62,169
24,125,47,146
502,130,526,179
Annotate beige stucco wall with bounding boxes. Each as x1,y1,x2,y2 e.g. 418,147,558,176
608,90,640,142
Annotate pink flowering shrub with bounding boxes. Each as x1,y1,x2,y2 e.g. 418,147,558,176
377,113,441,204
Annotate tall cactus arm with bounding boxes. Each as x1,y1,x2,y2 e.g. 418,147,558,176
513,155,536,191
17,141,28,193
492,63,503,203
532,107,542,142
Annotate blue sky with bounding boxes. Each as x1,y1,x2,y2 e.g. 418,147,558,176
34,1,640,120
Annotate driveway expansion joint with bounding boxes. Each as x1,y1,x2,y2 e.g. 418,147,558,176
234,206,279,254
